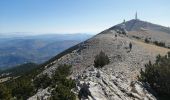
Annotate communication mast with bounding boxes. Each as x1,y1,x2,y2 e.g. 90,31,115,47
135,12,138,20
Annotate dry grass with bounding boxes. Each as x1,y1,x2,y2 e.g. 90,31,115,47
128,30,170,46
134,40,170,55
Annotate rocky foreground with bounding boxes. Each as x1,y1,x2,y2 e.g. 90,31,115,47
74,66,156,100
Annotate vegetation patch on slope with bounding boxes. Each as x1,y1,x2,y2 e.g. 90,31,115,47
139,52,170,99
0,64,76,100
94,51,110,68
0,63,38,78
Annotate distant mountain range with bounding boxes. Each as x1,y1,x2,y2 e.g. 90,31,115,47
0,33,93,70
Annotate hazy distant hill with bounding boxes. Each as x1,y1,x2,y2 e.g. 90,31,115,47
0,33,93,70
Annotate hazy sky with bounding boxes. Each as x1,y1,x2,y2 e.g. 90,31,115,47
0,0,170,34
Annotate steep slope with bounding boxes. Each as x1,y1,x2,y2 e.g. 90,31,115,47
42,31,169,79
29,20,170,100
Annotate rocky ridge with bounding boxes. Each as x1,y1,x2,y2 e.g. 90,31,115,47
29,20,170,100
74,66,157,100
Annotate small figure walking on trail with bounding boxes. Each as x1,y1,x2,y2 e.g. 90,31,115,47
129,42,132,51
115,34,117,38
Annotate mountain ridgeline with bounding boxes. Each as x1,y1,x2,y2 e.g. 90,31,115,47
0,19,170,100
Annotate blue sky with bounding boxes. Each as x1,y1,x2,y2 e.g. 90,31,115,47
0,0,170,34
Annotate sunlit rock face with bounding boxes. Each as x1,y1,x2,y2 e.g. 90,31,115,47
74,66,157,100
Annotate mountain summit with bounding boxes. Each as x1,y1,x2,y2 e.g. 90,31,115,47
115,19,170,33
109,19,170,47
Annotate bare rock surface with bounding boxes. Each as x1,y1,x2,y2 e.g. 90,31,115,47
28,87,51,100
74,66,157,100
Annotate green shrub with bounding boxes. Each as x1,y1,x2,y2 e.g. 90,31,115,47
94,51,110,68
52,64,72,83
33,74,52,89
139,52,170,97
0,63,75,100
145,38,150,43
153,41,165,47
50,64,76,100
0,61,47,99
51,84,76,100
0,84,12,100
11,79,35,100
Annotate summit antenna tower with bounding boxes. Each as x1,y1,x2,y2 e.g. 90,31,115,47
135,12,138,20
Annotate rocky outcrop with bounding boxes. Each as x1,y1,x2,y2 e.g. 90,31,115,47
28,87,51,100
74,66,157,100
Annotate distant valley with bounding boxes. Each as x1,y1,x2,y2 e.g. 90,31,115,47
0,33,93,70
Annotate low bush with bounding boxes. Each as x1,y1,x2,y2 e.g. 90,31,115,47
153,41,165,47
50,64,76,100
51,84,76,100
33,74,51,89
94,51,110,68
139,52,170,98
0,84,12,100
145,38,150,43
